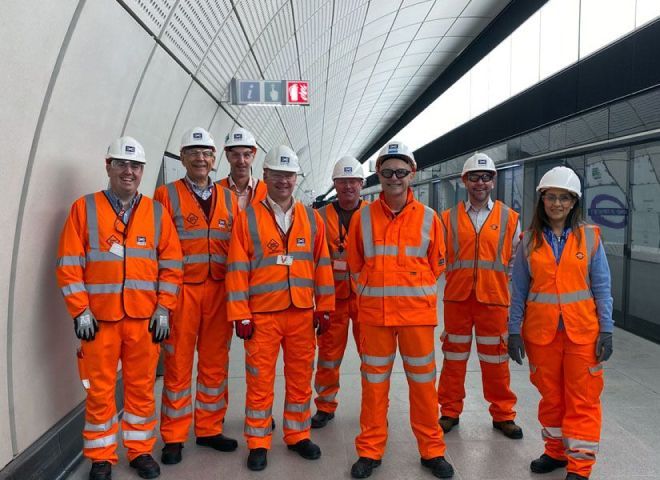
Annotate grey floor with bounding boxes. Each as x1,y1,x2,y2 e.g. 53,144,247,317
67,312,660,480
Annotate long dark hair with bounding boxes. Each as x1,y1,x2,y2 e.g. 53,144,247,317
528,193,583,251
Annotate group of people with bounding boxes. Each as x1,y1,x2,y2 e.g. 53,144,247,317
56,127,613,480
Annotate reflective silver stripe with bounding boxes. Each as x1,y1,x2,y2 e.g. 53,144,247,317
401,351,434,366
178,229,209,240
446,259,475,272
86,251,122,262
358,285,435,297
159,282,179,294
161,404,193,418
405,369,437,383
527,290,593,304
164,387,191,402
159,259,183,269
584,225,597,287
449,205,460,260
317,393,338,403
87,283,123,294
223,186,234,228
197,380,227,396
317,257,332,267
476,260,507,272
305,206,317,253
195,398,227,412
361,205,375,258
153,199,162,249
228,290,249,302
209,230,231,241
283,418,311,431
250,278,313,295
333,272,349,281
162,343,174,354
251,251,314,269
445,333,472,343
246,205,263,259
285,401,310,412
315,383,338,394
443,351,470,361
166,182,185,235
126,248,156,260
477,353,509,364
589,364,603,374
57,256,86,267
405,206,434,256
361,370,391,383
565,437,599,453
84,433,117,449
245,425,272,436
84,414,118,432
318,358,342,369
246,408,272,419
495,203,510,267
542,426,562,439
318,205,328,226
476,335,502,345
374,245,399,255
184,254,210,264
61,282,86,296
228,261,250,272
246,363,259,376
211,254,227,264
123,429,155,441
125,279,157,291
315,285,334,295
567,450,596,460
85,194,100,250
123,412,156,425
362,353,396,366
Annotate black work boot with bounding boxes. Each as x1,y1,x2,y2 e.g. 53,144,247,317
89,461,112,480
565,473,589,480
247,448,268,471
438,416,459,433
492,420,523,439
351,457,382,478
421,456,454,478
530,453,568,473
196,433,238,452
287,438,321,459
129,454,160,479
160,442,183,465
311,410,335,429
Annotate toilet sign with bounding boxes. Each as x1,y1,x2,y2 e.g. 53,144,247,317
286,81,309,105
231,78,310,106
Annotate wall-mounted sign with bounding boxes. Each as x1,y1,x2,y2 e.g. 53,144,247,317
231,78,310,106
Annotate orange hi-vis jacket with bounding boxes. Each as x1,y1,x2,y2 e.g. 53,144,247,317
56,192,183,320
226,200,335,320
521,224,601,345
154,180,238,283
347,190,445,327
217,177,267,206
317,200,367,300
442,200,518,306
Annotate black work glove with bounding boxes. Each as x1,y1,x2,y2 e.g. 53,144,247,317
596,332,613,362
508,333,525,365
74,308,98,341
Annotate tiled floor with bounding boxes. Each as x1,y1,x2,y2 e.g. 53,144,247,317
67,314,660,480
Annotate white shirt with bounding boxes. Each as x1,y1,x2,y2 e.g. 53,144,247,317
266,195,294,233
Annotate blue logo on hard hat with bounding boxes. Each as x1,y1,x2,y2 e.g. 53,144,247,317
387,144,399,153
125,145,135,153
233,133,242,140
344,166,353,173
478,158,487,165
193,132,202,139
280,156,290,164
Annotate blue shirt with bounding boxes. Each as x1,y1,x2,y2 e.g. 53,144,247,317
508,225,614,335
104,189,140,224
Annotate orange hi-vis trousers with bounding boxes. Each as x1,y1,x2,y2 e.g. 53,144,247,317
313,295,360,414
437,291,517,421
243,307,316,449
356,324,446,460
78,318,159,463
526,329,603,478
160,280,232,441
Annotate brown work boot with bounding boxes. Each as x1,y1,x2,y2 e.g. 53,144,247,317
492,420,523,439
438,416,459,433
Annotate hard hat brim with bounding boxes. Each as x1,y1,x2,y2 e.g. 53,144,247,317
377,154,416,169
536,186,581,198
264,166,299,173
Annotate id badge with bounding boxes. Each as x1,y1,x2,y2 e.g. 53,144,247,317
276,255,294,266
109,242,124,258
333,260,348,271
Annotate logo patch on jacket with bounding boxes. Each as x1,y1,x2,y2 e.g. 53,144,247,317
576,252,584,260
296,237,305,246
267,239,280,251
490,224,498,230
439,258,445,266
106,235,120,246
218,219,227,228
186,213,199,225
136,236,147,246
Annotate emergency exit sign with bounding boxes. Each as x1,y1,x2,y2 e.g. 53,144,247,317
231,78,310,106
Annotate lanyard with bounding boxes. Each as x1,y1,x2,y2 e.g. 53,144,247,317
333,200,360,253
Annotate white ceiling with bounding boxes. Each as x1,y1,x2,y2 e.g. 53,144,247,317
123,0,511,196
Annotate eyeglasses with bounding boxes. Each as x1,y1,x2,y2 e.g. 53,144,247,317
379,168,412,179
227,151,254,160
542,193,574,205
268,171,297,182
109,159,144,171
184,149,214,158
466,172,494,183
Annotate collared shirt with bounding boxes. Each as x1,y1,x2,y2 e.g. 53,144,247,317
228,175,255,210
184,175,213,201
508,225,614,335
266,195,294,233
104,189,140,224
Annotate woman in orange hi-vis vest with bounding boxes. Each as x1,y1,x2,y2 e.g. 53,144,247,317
348,141,454,480
508,166,614,480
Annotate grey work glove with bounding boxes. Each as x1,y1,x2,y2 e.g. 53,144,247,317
74,308,98,341
596,332,613,362
508,333,525,365
149,305,170,343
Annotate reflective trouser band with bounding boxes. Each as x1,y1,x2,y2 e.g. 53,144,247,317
318,357,342,369
84,414,118,432
317,392,338,403
246,363,259,376
284,401,310,413
315,383,339,394
197,380,227,396
84,433,117,449
401,351,434,366
123,412,156,425
527,290,593,304
161,404,193,418
477,353,509,364
361,370,392,383
361,353,396,367
565,437,599,455
246,408,272,419
442,332,472,343
164,387,191,402
542,427,563,440
476,335,504,345
443,351,470,361
195,398,227,412
123,428,155,441
283,418,311,431
404,369,437,383
245,425,273,436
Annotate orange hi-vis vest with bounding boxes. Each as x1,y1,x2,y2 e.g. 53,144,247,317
347,190,445,327
442,200,518,306
226,200,335,320
154,180,237,283
56,192,183,321
521,224,601,345
217,177,267,206
317,200,367,300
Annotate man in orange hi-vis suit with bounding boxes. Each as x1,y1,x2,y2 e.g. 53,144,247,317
155,127,239,465
348,141,454,480
311,155,366,429
56,136,182,480
436,152,523,440
226,145,335,472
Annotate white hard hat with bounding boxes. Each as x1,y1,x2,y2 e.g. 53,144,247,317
263,145,300,173
181,127,216,151
376,140,416,169
106,136,146,164
332,156,365,180
536,166,582,198
462,152,496,176
224,127,257,150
